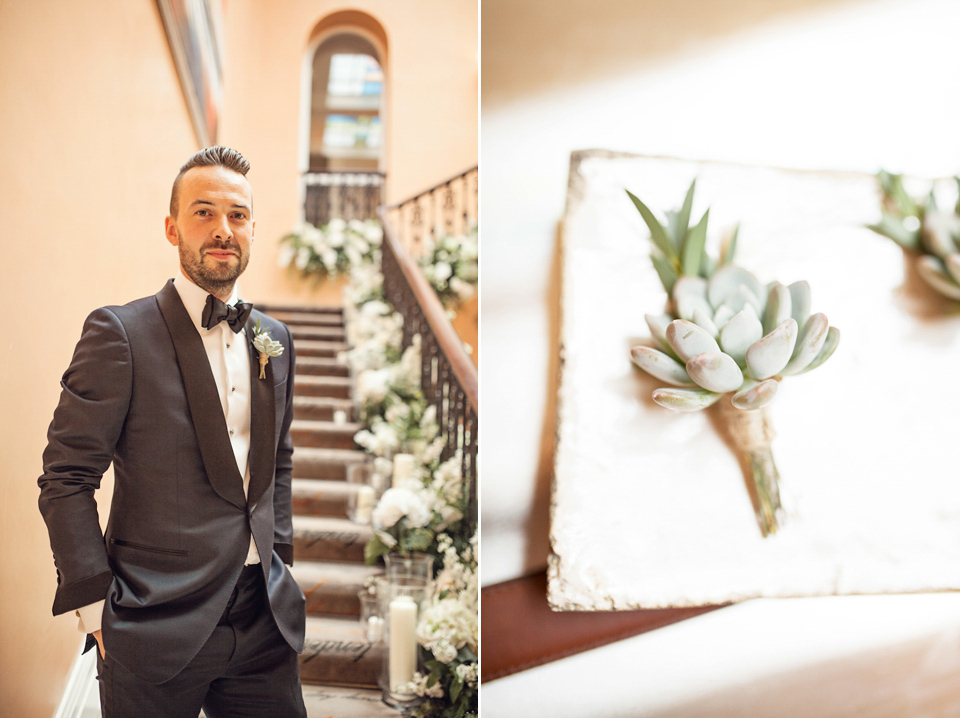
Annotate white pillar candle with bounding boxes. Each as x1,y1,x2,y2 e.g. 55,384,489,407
388,595,418,690
367,615,384,642
355,485,376,524
392,453,416,487
333,409,347,425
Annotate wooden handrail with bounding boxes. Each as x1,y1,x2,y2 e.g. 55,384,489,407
376,165,478,531
378,208,478,411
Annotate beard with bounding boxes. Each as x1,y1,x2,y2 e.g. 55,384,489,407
178,237,250,297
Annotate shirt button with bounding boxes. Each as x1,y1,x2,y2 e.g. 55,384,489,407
229,429,235,436
231,387,236,392
226,343,231,349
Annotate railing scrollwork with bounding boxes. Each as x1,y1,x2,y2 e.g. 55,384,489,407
377,166,479,531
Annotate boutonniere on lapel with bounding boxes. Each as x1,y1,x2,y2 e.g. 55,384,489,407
252,319,284,379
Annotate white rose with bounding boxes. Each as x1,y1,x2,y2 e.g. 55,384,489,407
295,247,311,270
277,244,297,268
372,487,430,529
364,223,383,243
433,261,452,281
328,218,347,232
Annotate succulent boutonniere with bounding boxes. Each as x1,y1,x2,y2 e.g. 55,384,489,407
252,318,284,379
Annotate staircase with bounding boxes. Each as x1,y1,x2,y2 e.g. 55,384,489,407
262,305,401,718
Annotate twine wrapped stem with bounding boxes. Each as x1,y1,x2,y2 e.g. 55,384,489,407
713,395,784,537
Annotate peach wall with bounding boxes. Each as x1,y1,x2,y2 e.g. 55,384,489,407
218,0,478,306
0,0,198,714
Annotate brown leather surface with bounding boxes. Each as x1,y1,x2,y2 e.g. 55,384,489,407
481,571,725,682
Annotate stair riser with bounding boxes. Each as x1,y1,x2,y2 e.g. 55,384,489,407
299,641,382,688
274,316,345,328
294,529,367,562
292,329,348,342
296,346,342,359
292,457,361,481
291,428,357,451
292,492,349,519
296,362,350,378
295,382,352,400
293,399,354,422
303,584,364,617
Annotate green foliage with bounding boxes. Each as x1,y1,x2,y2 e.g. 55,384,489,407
626,180,722,294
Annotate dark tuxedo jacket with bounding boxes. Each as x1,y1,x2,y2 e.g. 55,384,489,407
38,279,305,684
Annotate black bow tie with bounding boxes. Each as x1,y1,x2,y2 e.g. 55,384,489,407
201,295,253,333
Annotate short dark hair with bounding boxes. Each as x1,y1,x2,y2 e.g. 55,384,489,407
169,146,251,217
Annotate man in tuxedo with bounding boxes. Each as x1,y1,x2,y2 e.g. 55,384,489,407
38,146,307,717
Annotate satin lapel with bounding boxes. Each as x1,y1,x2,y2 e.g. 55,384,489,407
156,280,247,510
246,312,276,509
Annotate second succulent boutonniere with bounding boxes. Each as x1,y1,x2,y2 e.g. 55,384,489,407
252,318,284,379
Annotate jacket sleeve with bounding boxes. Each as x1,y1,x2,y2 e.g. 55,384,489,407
38,308,132,615
272,322,296,566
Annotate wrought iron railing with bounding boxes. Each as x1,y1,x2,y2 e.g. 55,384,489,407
377,167,479,532
382,167,478,260
302,171,385,225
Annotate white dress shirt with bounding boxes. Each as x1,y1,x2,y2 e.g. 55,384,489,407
77,274,260,634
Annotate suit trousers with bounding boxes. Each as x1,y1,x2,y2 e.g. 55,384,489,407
97,565,307,718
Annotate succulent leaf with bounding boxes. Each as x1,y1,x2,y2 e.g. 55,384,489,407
627,190,677,264
707,265,763,310
866,210,921,250
920,211,959,258
650,252,678,294
781,312,829,376
945,254,960,285
712,304,735,329
692,307,719,337
719,223,739,267
630,346,695,386
746,318,798,379
721,284,764,316
878,170,919,217
652,387,721,412
645,313,676,355
686,351,744,393
672,277,710,321
763,282,792,335
674,179,697,252
719,308,764,366
788,281,811,328
731,379,779,410
915,255,960,300
665,319,721,362
680,209,709,277
797,325,839,374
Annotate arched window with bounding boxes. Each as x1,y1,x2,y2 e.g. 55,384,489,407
309,35,382,172
301,16,387,225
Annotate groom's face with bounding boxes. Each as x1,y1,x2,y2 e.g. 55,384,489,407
164,165,255,297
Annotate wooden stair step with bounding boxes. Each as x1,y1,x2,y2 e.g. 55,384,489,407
296,356,349,377
291,560,382,617
293,516,373,562
295,375,351,399
292,447,367,481
300,616,383,688
291,418,360,450
295,339,349,358
301,684,400,717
